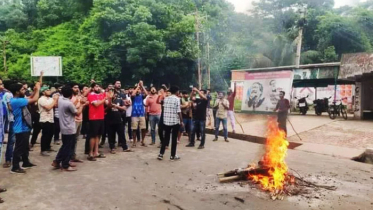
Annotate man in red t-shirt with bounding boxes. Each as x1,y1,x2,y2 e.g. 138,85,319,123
87,83,110,161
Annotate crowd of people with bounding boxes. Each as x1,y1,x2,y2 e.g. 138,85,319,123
0,72,243,203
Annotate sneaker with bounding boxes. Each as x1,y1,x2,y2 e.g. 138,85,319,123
54,141,61,145
170,156,180,161
110,149,116,154
198,145,204,149
10,168,26,174
157,154,163,160
185,144,195,147
225,139,229,142
3,161,11,168
41,151,50,156
213,138,218,142
22,163,37,169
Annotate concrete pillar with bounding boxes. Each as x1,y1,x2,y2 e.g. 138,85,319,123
354,82,363,120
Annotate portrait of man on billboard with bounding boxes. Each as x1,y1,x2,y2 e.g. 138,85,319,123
246,82,265,109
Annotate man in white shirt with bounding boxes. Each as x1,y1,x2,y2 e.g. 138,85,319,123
213,92,230,142
38,86,58,156
124,88,133,142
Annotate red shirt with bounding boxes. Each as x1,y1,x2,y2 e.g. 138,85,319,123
227,91,236,111
87,92,106,120
146,95,162,115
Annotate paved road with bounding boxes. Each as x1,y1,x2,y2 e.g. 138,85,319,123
0,135,372,210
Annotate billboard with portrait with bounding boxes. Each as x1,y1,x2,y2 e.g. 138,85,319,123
241,71,293,112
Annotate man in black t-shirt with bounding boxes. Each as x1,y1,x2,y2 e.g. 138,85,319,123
105,91,131,153
186,88,208,149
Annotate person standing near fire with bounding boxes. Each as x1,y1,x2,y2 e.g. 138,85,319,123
227,82,236,133
274,91,290,136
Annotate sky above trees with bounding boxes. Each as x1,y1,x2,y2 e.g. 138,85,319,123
227,0,368,13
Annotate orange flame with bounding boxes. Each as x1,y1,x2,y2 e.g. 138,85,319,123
249,118,289,192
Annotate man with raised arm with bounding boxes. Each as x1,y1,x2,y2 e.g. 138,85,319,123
9,72,43,174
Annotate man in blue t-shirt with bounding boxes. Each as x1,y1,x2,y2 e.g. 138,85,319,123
130,81,148,147
9,81,41,174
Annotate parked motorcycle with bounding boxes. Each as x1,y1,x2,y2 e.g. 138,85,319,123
295,95,309,115
313,96,331,116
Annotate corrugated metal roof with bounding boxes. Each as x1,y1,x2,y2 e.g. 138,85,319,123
231,62,341,72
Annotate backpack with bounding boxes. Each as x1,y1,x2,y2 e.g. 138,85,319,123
22,106,32,129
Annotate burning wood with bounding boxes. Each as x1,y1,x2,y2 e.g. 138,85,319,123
218,118,337,200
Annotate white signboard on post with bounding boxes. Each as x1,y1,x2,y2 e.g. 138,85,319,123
31,56,62,76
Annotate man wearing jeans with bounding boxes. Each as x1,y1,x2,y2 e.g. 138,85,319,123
9,81,41,174
52,86,83,172
146,87,161,145
186,88,208,149
71,84,87,162
157,86,183,161
3,90,15,168
213,92,230,142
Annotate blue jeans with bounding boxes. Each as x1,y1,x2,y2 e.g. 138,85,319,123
215,118,228,140
5,121,15,162
149,115,161,144
191,120,206,146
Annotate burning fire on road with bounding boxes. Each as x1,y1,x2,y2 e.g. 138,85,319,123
217,118,337,200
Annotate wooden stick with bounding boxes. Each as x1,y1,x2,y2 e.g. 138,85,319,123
219,175,241,183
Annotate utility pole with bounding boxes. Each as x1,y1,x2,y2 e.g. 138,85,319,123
295,7,306,68
207,41,210,89
194,8,202,89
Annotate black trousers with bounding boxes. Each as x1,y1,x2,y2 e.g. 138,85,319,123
160,124,180,157
53,117,60,141
108,123,128,150
84,122,90,154
30,113,42,145
41,122,54,152
213,109,217,129
12,132,31,170
125,117,133,139
146,113,150,131
158,118,165,144
100,118,108,145
55,134,76,169
277,111,288,136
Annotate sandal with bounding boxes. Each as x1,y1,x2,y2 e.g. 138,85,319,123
132,144,137,148
0,188,6,193
95,154,106,158
87,156,97,161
